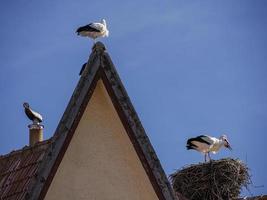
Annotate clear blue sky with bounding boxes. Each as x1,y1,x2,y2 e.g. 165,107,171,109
1,0,266,196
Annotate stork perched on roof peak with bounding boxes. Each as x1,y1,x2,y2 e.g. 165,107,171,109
76,19,109,43
186,134,232,162
23,102,43,125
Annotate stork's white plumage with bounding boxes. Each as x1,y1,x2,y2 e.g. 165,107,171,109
186,135,232,162
76,19,109,42
23,102,43,124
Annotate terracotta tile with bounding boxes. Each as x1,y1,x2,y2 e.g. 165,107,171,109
0,140,51,200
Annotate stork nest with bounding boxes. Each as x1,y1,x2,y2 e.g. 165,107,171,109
170,158,250,200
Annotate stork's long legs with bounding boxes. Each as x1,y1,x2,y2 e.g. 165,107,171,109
208,152,211,161
204,153,212,162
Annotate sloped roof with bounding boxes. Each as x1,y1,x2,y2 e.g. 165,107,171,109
0,139,51,200
0,42,177,200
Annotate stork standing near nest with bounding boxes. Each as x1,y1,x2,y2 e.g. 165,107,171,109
186,135,232,162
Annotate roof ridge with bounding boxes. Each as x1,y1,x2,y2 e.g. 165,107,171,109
27,42,177,200
0,139,52,161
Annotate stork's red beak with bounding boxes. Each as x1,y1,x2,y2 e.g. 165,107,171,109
225,140,232,150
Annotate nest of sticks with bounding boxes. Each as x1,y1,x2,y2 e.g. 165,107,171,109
170,158,250,200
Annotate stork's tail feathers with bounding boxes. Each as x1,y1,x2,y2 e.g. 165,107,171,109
186,145,195,150
186,143,197,150
186,139,197,150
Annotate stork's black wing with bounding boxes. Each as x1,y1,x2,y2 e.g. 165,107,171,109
24,107,43,123
25,108,35,121
186,135,212,150
188,135,212,145
76,24,101,33
186,141,198,150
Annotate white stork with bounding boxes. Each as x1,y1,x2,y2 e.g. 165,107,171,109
23,102,43,124
76,19,109,42
186,135,232,162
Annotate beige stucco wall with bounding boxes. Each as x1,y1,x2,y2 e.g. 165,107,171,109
45,80,159,200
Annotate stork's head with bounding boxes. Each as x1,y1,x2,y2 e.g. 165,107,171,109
220,135,232,150
23,102,30,109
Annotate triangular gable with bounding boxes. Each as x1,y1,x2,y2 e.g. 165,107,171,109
28,42,176,200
